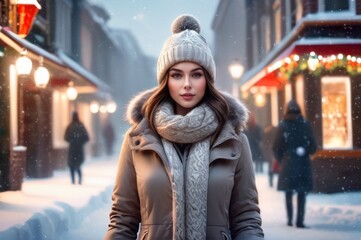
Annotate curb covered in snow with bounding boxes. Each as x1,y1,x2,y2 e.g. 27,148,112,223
0,186,112,240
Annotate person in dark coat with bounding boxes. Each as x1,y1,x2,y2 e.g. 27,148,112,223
64,111,89,185
245,114,265,173
272,100,317,228
103,119,115,156
262,124,278,187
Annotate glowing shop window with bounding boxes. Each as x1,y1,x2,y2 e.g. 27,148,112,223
321,77,352,149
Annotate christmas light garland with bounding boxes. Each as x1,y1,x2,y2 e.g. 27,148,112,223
277,52,361,79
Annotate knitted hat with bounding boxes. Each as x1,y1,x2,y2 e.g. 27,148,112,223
157,14,216,84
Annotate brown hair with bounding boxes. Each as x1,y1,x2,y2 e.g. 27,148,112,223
142,67,229,139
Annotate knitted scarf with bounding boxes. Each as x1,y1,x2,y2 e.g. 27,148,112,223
154,102,218,240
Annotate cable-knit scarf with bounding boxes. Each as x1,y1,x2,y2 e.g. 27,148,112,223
154,102,218,240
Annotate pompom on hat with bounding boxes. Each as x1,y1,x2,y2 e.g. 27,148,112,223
157,14,216,84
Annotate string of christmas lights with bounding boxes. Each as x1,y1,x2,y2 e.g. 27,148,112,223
274,52,361,79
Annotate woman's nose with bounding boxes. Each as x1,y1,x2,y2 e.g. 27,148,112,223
184,75,191,89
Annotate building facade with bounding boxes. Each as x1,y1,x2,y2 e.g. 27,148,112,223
213,0,361,193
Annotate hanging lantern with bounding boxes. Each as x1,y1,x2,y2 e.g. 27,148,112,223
66,82,78,101
34,57,49,88
34,66,49,88
16,0,41,38
15,49,32,75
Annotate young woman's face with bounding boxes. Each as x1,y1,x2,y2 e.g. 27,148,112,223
167,61,207,115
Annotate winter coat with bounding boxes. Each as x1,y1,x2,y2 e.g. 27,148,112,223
104,89,264,240
272,113,317,192
64,121,89,168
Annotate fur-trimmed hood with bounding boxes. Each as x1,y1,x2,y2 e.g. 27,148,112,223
126,87,249,132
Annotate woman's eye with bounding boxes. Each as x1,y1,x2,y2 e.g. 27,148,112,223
171,73,182,79
192,72,203,78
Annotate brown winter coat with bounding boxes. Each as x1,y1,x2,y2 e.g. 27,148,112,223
104,89,264,240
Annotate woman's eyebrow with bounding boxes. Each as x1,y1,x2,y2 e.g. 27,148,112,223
169,67,203,72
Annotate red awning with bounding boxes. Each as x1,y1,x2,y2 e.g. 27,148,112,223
241,38,361,91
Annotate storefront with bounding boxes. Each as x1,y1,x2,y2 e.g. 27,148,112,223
0,26,111,191
241,38,361,193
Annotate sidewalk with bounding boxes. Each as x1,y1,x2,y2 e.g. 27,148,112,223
0,155,118,240
1,156,361,240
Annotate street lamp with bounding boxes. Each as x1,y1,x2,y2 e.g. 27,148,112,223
228,60,244,99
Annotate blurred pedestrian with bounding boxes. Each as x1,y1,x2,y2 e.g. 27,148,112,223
103,118,115,156
104,14,264,240
245,113,265,173
64,111,89,185
272,100,317,228
262,124,278,187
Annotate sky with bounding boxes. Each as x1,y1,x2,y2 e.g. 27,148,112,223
1,157,360,239
90,0,219,58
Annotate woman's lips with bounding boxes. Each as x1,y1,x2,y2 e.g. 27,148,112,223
181,93,194,100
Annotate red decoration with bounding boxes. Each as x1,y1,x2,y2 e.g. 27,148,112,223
16,0,41,38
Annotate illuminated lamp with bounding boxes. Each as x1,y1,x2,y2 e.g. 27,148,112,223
90,101,99,113
34,57,50,88
254,92,266,108
228,60,244,80
106,101,117,113
66,82,78,101
99,105,107,113
16,0,42,38
15,49,32,75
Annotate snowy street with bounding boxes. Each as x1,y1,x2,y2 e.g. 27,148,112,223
1,158,361,240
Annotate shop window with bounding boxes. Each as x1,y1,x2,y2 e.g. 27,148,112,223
321,77,352,149
52,91,70,148
319,0,355,13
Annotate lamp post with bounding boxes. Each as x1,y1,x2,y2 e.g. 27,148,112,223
228,60,244,99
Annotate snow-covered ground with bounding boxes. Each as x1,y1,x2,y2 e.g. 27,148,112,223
258,172,361,240
0,158,360,240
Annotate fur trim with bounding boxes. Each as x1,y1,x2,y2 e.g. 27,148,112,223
126,87,249,131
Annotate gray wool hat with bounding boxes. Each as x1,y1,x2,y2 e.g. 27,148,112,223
157,14,216,84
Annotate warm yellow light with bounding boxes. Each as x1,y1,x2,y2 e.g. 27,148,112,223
106,102,117,113
228,60,244,80
66,86,78,101
34,66,49,88
99,105,107,113
15,52,32,75
90,101,99,113
254,92,266,107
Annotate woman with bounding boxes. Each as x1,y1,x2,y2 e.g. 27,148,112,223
272,100,317,228
104,14,264,240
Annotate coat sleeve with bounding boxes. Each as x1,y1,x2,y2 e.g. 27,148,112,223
104,131,141,240
230,133,264,240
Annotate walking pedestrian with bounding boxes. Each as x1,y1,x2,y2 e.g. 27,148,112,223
103,118,115,156
104,14,264,239
272,100,317,228
262,124,278,187
64,111,89,185
245,114,266,173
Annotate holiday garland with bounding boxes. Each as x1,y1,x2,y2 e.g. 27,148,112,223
278,52,361,79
